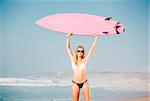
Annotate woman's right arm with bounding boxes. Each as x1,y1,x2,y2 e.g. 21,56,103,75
66,32,74,61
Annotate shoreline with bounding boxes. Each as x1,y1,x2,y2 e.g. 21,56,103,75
115,96,150,101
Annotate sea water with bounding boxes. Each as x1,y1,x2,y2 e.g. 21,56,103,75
0,72,149,101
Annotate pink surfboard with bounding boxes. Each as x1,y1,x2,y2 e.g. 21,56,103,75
36,13,125,36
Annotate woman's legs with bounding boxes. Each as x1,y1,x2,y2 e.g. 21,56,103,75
72,82,80,101
82,81,90,101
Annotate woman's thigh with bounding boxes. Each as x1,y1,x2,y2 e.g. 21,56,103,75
72,83,80,101
82,81,90,101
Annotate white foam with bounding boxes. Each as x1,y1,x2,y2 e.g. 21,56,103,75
0,72,149,91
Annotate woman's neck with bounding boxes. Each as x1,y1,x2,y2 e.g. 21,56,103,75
77,57,83,63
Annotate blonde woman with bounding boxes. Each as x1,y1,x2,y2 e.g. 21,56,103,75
66,32,98,101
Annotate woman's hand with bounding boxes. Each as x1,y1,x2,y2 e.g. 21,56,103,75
94,35,98,39
67,32,72,37
93,33,99,39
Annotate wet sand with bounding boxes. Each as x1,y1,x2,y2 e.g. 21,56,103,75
115,96,150,101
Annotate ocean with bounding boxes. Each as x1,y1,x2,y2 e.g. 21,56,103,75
0,72,149,101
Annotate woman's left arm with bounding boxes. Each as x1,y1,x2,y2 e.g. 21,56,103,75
84,35,99,63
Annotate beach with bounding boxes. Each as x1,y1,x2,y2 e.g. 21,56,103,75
115,96,150,101
0,72,149,101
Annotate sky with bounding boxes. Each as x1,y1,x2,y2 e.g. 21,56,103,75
0,0,149,76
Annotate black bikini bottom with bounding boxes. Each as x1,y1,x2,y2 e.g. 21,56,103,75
72,80,87,89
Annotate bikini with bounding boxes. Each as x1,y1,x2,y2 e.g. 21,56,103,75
71,60,88,89
72,79,87,89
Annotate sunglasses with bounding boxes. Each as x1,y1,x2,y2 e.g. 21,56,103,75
77,50,84,53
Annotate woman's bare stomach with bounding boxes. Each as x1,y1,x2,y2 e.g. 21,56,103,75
72,71,87,83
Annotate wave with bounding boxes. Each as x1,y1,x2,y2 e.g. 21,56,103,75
0,72,149,91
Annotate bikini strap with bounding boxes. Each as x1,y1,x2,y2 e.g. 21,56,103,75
83,80,87,83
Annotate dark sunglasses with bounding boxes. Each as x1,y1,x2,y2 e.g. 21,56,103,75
77,50,84,53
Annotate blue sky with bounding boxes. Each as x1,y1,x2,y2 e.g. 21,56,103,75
0,0,149,76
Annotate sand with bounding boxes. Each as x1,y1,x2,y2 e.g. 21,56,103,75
115,96,150,101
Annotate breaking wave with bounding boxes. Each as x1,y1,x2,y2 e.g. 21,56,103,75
0,71,149,91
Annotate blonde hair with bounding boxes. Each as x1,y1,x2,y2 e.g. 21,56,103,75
74,45,86,65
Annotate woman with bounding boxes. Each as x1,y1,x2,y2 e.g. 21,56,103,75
66,32,99,101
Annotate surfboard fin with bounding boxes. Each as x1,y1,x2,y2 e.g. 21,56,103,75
116,25,121,29
117,22,120,24
114,22,120,28
116,29,120,34
105,17,112,20
114,22,121,34
102,32,109,34
123,28,125,32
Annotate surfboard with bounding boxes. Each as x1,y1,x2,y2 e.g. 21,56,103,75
36,13,125,36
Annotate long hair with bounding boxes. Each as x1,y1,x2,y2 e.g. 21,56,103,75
74,45,86,65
